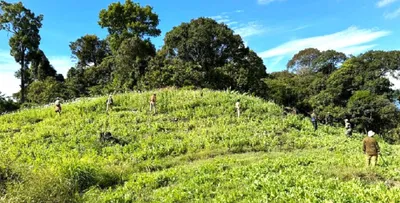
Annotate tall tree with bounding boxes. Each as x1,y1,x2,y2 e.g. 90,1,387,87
65,67,87,97
313,50,347,74
160,17,267,94
30,49,57,81
69,34,110,67
0,1,43,103
27,77,66,104
113,37,156,90
287,48,321,74
347,90,398,134
98,0,161,52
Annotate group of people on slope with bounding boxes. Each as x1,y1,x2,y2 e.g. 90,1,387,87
53,94,380,167
54,91,242,118
106,93,238,117
106,93,157,114
310,111,352,136
311,111,381,167
53,93,158,115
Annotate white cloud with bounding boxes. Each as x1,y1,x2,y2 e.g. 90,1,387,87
258,0,283,5
209,15,231,24
0,73,20,97
210,14,267,38
233,22,268,38
338,44,378,55
288,24,313,32
377,0,398,7
0,50,74,96
384,7,400,19
265,56,285,72
385,72,400,90
48,56,75,77
227,21,239,26
258,26,390,59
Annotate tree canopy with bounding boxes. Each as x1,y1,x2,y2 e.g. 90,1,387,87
0,0,43,102
98,0,161,52
154,17,267,94
1,0,400,142
69,34,110,67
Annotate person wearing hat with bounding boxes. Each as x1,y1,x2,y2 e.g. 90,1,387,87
55,97,62,115
345,119,352,137
106,94,114,113
363,130,380,167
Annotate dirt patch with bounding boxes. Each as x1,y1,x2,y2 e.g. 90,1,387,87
384,180,400,189
339,170,385,184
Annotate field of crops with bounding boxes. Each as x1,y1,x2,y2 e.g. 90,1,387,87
1,88,400,202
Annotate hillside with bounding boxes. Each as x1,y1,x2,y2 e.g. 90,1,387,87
0,88,399,202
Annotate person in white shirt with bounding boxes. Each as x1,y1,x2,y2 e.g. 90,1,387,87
55,97,62,115
345,119,352,137
235,99,240,118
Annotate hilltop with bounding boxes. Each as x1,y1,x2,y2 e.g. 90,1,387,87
0,88,399,202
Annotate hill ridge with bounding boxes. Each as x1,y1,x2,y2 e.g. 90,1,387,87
1,89,399,202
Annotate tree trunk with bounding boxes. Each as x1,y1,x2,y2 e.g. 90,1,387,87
20,54,25,103
20,47,26,103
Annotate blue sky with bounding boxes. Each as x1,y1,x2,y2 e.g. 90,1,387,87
1,0,400,96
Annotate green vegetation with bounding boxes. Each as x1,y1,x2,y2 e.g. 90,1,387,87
1,1,400,200
2,0,400,141
1,89,400,202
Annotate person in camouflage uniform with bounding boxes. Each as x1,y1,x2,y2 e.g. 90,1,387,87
363,130,380,167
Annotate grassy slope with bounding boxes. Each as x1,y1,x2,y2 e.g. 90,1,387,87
0,88,400,202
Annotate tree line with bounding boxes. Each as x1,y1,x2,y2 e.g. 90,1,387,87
1,0,400,141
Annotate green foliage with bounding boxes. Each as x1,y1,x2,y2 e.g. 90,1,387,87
153,17,267,96
347,90,398,134
0,89,399,202
113,37,156,91
27,77,67,104
65,67,88,98
163,17,245,70
287,48,321,73
29,49,57,81
98,0,161,52
0,0,43,103
270,49,400,136
69,34,110,67
0,92,19,114
313,50,347,74
287,48,346,75
146,56,205,89
264,71,297,106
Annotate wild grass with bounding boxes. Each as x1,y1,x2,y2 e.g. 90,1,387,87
0,88,399,202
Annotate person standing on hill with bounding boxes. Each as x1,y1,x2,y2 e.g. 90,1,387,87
345,119,352,137
363,130,380,167
311,111,317,131
235,99,240,118
326,112,333,126
106,94,114,113
150,93,156,114
55,97,62,116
